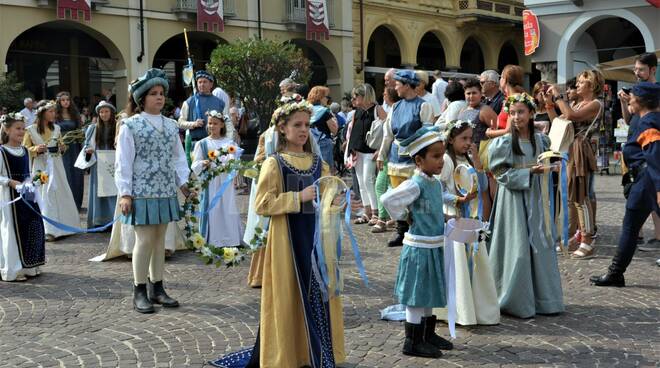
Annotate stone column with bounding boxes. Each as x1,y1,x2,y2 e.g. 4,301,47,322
535,62,557,84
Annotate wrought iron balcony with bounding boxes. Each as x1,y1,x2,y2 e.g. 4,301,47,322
173,0,237,22
285,0,335,30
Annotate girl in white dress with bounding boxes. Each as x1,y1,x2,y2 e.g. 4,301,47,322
0,113,46,281
436,120,500,325
22,100,79,241
191,111,243,248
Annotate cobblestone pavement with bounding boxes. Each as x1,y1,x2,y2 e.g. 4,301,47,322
0,175,658,368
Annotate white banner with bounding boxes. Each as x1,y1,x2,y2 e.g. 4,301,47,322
96,150,117,197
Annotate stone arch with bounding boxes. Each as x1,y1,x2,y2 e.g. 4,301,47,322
364,22,409,67
498,41,520,72
557,9,655,84
286,38,341,89
4,20,127,102
415,30,449,71
152,31,228,103
459,36,485,74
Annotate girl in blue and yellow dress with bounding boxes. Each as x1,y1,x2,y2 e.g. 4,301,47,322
211,98,345,368
381,126,454,359
82,101,117,228
0,113,45,281
591,82,660,286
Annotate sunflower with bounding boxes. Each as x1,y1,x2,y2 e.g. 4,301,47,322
208,149,219,160
227,145,237,154
39,172,49,184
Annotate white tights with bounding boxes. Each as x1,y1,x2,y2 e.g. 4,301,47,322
405,306,432,324
132,224,167,285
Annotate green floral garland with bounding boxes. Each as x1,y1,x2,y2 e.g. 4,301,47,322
182,143,262,267
503,92,537,113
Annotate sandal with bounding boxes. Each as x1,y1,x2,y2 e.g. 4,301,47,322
371,221,387,233
386,219,396,229
571,243,595,259
368,216,379,226
354,215,370,225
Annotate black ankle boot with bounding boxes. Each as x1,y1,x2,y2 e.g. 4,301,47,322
422,315,453,350
402,322,442,358
590,272,625,287
133,283,154,313
388,221,408,247
148,279,180,307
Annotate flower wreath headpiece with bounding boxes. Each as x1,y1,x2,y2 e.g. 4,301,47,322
503,93,537,113
207,110,229,122
36,101,57,114
0,112,25,124
270,94,313,127
445,119,475,133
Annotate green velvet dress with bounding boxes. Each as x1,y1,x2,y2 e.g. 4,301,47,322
487,133,564,318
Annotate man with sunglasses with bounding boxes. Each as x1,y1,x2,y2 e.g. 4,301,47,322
479,70,504,114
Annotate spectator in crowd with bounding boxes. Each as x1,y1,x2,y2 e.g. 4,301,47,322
480,70,504,115
531,81,552,134
415,71,442,120
348,83,385,226
279,78,298,97
330,102,346,129
338,98,354,126
547,69,604,259
435,80,466,129
431,70,448,110
566,78,579,107
308,86,339,169
19,97,36,127
383,68,398,112
81,105,93,126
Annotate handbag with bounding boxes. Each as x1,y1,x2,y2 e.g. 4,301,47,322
366,106,386,150
74,149,96,169
548,117,574,153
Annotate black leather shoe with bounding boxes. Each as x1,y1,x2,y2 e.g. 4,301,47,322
590,273,625,287
422,315,454,350
387,232,404,247
133,283,155,313
148,279,180,307
402,322,442,358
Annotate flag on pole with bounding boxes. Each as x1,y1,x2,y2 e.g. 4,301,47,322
57,0,91,21
197,0,224,33
306,0,330,41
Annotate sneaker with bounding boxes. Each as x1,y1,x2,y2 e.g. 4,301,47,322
591,225,599,240
638,239,660,252
656,258,660,267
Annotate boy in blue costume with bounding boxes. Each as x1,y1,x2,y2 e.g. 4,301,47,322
381,126,454,358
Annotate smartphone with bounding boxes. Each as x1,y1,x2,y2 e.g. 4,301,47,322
542,85,550,93
621,87,631,95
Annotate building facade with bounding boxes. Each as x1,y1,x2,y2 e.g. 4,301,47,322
351,0,529,92
0,0,353,106
523,0,659,84
1,0,531,107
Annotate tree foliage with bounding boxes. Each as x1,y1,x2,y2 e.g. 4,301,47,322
207,38,311,131
0,72,33,112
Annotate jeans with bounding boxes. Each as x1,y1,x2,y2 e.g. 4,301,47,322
317,136,334,168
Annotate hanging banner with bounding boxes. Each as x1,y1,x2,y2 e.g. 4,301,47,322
57,0,91,22
307,0,330,41
197,0,224,33
523,10,540,56
647,0,660,7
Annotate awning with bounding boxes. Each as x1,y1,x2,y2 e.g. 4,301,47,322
597,50,660,82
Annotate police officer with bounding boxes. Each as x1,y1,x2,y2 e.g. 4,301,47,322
591,82,660,286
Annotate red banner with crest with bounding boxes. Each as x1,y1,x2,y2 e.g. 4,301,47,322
307,0,330,41
198,0,224,33
57,0,91,22
523,10,540,56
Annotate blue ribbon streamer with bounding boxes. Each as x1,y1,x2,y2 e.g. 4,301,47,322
21,196,118,233
312,184,330,301
560,154,569,249
194,170,237,218
344,189,369,287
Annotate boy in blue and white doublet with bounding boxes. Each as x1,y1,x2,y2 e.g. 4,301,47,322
381,126,455,359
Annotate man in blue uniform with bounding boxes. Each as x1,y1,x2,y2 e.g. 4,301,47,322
591,82,660,286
